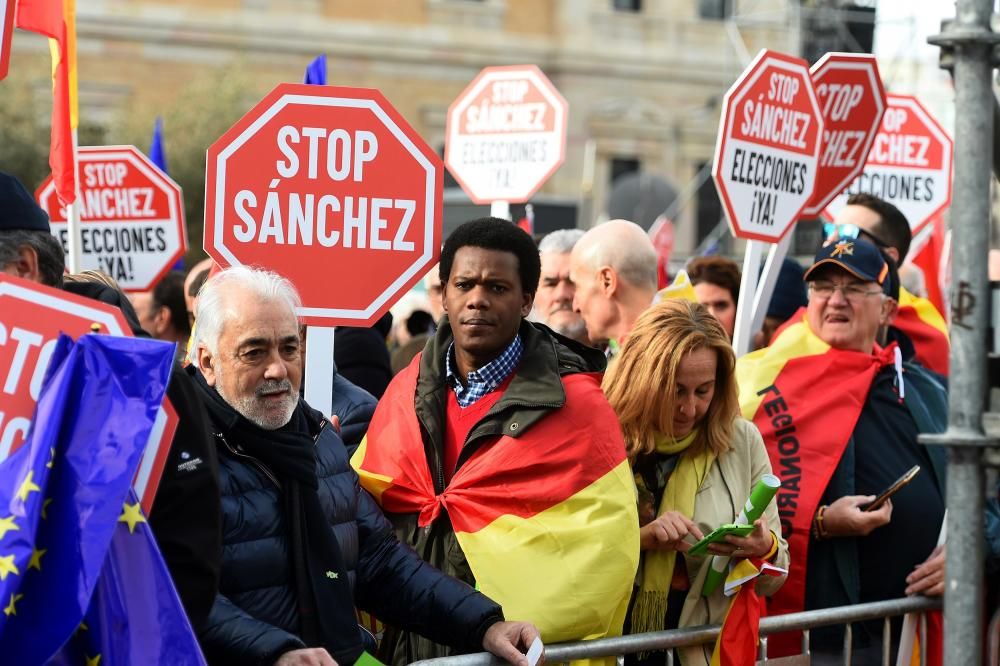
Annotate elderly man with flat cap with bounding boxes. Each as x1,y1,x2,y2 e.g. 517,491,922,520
736,238,947,664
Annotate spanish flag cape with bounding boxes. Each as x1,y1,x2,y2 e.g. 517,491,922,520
352,354,640,645
735,317,897,654
894,287,949,376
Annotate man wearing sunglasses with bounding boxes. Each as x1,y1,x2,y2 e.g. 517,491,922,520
823,193,949,375
736,238,948,664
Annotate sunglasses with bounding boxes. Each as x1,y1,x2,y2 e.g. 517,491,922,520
822,222,889,248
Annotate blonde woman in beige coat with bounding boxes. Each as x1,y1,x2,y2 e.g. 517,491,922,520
603,299,790,666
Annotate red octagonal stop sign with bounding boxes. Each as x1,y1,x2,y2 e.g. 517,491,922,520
802,53,886,217
205,84,443,327
0,274,178,514
713,49,824,242
37,145,187,293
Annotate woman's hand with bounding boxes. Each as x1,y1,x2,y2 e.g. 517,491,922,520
707,519,773,560
639,511,704,552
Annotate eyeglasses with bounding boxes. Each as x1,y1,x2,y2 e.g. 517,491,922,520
823,222,889,248
808,281,883,302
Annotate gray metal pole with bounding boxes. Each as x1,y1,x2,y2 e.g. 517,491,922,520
927,3,1000,664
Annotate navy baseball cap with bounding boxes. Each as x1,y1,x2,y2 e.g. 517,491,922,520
0,172,50,232
804,238,888,285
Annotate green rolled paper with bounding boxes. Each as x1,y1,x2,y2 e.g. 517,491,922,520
701,473,781,596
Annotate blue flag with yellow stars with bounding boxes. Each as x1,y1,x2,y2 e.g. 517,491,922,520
0,333,205,664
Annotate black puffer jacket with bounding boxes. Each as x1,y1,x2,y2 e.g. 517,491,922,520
194,378,503,665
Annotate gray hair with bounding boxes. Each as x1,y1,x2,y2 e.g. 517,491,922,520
0,230,66,287
538,228,585,256
189,265,301,364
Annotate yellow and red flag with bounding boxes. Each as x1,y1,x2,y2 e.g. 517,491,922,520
894,287,949,377
16,0,78,206
736,317,896,655
353,358,640,645
709,559,786,666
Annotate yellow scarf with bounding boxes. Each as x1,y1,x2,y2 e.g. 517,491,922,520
631,430,716,635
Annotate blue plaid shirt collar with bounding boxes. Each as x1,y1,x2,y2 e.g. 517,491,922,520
445,334,522,408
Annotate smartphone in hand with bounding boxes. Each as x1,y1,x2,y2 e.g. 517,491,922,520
863,465,921,512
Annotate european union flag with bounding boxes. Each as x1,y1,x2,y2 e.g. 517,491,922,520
304,54,327,85
0,334,206,665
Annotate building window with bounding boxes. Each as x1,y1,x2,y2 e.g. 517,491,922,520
698,0,732,20
612,0,641,12
610,157,640,185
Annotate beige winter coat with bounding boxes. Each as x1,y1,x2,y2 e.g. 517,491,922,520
637,418,790,666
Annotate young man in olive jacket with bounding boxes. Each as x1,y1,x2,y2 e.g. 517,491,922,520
355,219,640,663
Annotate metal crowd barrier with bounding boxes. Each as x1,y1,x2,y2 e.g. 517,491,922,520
412,597,942,666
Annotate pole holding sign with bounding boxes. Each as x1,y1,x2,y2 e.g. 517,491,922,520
446,65,568,211
712,49,824,355
802,53,887,217
0,274,178,513
36,145,187,291
824,94,954,234
204,84,443,415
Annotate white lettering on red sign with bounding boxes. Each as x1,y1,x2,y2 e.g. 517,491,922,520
228,127,416,251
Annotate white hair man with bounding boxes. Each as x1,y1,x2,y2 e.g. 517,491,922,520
532,228,589,344
187,266,539,666
569,219,658,347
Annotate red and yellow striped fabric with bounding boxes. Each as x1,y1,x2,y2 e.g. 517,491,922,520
895,287,949,376
16,0,77,206
736,318,896,655
353,357,640,645
709,560,786,666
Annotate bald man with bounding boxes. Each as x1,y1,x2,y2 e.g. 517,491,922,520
569,219,658,347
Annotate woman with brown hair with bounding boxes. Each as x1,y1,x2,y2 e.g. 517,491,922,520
603,299,788,665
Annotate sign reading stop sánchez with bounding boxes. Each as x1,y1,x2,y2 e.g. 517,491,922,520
802,53,886,217
713,49,824,243
205,83,443,327
0,273,177,514
37,145,187,292
824,94,953,234
446,65,568,205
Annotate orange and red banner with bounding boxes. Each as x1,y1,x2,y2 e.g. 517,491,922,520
353,358,639,645
16,0,78,206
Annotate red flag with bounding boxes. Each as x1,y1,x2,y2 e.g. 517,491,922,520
908,216,947,315
16,0,77,206
516,203,534,236
648,215,675,289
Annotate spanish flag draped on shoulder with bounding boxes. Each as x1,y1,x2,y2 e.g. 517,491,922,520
352,357,640,646
16,0,78,206
735,314,897,654
894,287,949,376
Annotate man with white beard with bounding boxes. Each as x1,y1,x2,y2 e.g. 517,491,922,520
531,229,590,344
187,266,540,666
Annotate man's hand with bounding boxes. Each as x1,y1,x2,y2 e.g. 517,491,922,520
822,495,892,537
273,648,338,666
483,621,543,666
639,511,704,552
906,544,945,596
708,519,774,559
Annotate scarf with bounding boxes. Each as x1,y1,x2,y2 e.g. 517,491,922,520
190,370,363,665
630,430,716,635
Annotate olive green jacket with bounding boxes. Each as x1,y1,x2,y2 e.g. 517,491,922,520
380,318,610,664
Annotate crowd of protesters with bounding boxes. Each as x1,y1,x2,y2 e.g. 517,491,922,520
4,167,998,666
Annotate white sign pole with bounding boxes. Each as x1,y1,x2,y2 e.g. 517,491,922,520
732,239,766,357
305,326,335,419
66,129,82,273
750,232,793,336
490,201,511,221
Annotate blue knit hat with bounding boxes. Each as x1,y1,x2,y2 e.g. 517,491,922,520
0,172,50,232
